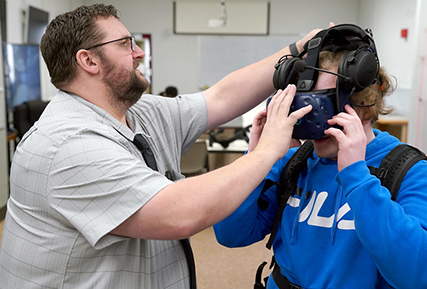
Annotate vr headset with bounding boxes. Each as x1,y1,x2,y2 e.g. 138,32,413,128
270,24,380,140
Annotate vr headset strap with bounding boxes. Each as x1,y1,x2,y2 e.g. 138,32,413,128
297,35,324,92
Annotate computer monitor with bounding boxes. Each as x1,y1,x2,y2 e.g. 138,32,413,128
24,6,49,45
2,43,41,111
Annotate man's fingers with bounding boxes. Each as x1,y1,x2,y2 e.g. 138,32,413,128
267,85,296,118
289,104,312,125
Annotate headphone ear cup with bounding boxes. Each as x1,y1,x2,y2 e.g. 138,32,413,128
337,53,352,91
337,48,378,92
273,57,302,90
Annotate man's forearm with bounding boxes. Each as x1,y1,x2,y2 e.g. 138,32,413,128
204,45,292,130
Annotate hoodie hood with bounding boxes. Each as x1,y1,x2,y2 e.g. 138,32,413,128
366,129,401,162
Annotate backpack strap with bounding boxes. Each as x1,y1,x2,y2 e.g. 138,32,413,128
369,144,427,201
254,261,268,289
255,143,426,288
261,142,426,250
265,141,314,249
257,179,281,210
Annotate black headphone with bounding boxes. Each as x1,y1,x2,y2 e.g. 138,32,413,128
273,24,380,96
270,24,380,140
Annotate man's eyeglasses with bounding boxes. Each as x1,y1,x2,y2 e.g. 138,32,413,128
84,36,136,51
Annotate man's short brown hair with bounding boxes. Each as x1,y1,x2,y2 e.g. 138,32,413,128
40,4,119,89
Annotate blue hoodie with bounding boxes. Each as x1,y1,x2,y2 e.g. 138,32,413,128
214,130,427,289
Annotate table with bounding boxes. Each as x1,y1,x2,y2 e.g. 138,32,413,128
207,139,248,170
207,139,248,153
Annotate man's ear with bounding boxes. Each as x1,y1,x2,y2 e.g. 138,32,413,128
76,49,100,75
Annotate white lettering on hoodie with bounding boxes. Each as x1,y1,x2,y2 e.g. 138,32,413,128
289,191,355,230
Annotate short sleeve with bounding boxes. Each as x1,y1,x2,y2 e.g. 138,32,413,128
47,130,172,249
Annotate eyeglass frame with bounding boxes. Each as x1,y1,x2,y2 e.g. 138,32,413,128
84,35,136,52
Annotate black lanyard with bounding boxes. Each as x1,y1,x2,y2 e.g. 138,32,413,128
132,134,197,289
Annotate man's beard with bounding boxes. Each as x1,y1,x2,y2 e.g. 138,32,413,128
101,55,149,109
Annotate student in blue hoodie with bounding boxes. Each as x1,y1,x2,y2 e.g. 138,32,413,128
214,25,427,289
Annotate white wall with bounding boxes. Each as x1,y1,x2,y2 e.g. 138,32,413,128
83,0,200,94
359,0,418,117
5,0,421,144
83,0,359,94
408,0,427,151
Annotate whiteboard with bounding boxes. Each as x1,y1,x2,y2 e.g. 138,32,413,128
174,1,269,35
198,34,299,88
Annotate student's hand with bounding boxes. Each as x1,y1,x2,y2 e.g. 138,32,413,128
251,85,312,160
324,105,367,171
248,109,266,153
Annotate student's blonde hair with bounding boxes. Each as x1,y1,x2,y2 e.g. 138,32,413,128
319,50,396,122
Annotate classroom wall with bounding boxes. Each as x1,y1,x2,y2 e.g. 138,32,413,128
83,0,360,95
6,0,416,99
4,0,84,100
3,0,421,146
408,0,427,151
81,0,417,118
359,0,417,117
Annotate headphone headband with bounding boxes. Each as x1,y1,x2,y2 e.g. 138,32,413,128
297,24,379,92
271,24,381,140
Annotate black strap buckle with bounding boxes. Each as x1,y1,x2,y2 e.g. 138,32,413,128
272,263,303,289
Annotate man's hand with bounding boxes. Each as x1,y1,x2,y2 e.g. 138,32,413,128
295,22,335,53
250,85,312,160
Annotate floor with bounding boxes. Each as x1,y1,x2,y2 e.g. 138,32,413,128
0,220,272,288
192,226,272,289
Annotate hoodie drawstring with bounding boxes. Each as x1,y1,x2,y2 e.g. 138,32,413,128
331,185,343,244
289,157,321,244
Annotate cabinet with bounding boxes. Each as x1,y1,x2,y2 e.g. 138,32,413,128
374,115,408,143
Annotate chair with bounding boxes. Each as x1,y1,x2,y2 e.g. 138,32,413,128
208,125,251,148
13,100,49,141
180,139,209,177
